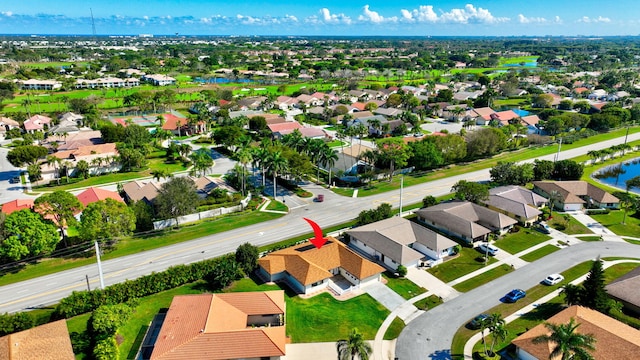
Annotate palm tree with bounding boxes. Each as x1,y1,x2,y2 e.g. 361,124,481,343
46,155,62,185
487,314,508,357
548,190,563,213
336,328,372,360
265,150,288,201
151,169,172,182
236,147,253,196
532,318,596,360
320,146,339,186
622,175,640,224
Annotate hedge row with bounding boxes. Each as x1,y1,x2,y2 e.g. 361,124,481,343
53,254,236,319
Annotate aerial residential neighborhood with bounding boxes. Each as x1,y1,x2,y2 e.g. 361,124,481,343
0,27,640,360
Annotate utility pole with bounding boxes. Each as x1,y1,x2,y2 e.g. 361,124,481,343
95,241,105,290
398,175,404,217
554,137,562,162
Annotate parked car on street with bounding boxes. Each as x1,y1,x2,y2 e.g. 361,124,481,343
468,314,490,330
504,289,526,303
543,273,564,285
477,243,499,256
314,194,324,202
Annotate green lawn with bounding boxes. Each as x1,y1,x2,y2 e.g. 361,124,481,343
626,239,640,245
590,210,640,237
287,292,389,342
520,245,561,262
427,247,497,283
0,211,283,286
453,264,514,292
265,198,289,212
547,212,593,235
383,317,406,340
604,263,640,283
413,294,443,310
576,235,604,242
493,227,551,254
382,273,427,300
332,127,640,198
450,260,593,359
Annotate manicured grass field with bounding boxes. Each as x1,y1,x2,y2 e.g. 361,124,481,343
382,273,427,300
413,294,443,310
453,264,513,292
427,247,497,283
493,227,551,254
520,245,561,262
287,292,389,342
383,317,405,340
265,198,289,212
590,210,640,237
547,212,593,235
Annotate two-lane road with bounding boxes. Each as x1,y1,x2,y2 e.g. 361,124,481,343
0,132,639,314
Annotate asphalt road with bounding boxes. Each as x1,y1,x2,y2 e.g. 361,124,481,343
0,133,639,315
0,148,35,203
395,241,640,360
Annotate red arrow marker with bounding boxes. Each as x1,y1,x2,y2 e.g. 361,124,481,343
303,217,327,249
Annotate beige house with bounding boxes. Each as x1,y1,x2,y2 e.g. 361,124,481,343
532,181,619,211
512,306,640,360
149,291,287,360
483,186,546,225
258,238,384,295
416,201,517,244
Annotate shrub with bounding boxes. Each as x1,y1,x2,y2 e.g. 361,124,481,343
93,336,119,360
396,265,407,277
0,312,35,336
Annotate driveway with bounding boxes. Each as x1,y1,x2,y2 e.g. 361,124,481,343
395,241,640,360
420,119,463,134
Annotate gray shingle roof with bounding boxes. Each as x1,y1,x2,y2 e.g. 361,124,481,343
485,186,545,221
605,266,640,308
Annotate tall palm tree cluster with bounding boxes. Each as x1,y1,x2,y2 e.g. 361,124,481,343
228,130,339,200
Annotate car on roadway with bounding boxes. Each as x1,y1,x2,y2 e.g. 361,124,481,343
468,314,490,330
314,194,324,202
477,243,499,256
543,273,564,285
504,289,526,303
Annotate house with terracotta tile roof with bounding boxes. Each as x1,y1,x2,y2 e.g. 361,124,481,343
23,114,52,133
346,217,458,270
148,291,287,360
76,187,124,207
532,181,619,211
258,237,384,295
47,143,119,179
605,266,640,315
511,305,640,360
1,199,35,215
267,121,303,138
0,319,74,360
416,201,518,244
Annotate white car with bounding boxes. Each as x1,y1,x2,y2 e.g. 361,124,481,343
543,273,564,285
477,243,499,256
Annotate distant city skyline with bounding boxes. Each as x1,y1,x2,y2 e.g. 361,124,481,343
1,1,639,37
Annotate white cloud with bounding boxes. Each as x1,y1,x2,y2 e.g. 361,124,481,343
439,4,508,24
518,14,547,24
1,11,13,17
578,16,611,23
284,14,298,23
310,8,351,25
358,5,397,24
401,5,438,23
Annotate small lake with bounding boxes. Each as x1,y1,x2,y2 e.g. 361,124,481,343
593,157,640,194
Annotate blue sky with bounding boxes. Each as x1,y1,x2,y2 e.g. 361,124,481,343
1,1,638,36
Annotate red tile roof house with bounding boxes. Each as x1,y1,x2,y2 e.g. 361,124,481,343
267,121,303,139
1,199,35,215
0,319,75,360
76,187,124,207
148,291,287,360
258,238,384,296
511,306,640,360
532,181,620,211
23,114,52,133
472,107,497,125
46,143,119,180
161,113,204,136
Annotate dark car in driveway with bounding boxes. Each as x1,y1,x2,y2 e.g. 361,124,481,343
504,289,526,303
467,314,490,329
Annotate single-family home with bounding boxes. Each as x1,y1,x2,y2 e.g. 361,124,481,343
76,187,124,207
50,143,119,178
1,199,35,215
605,266,640,315
47,130,104,151
511,305,640,360
472,107,497,125
267,121,303,138
23,114,52,133
258,238,384,295
191,176,236,198
326,144,376,180
122,180,163,204
346,217,458,269
237,96,267,110
520,114,541,134
147,291,287,360
0,116,19,131
161,113,203,135
483,186,546,225
532,181,620,211
416,201,518,244
49,118,80,135
0,319,75,360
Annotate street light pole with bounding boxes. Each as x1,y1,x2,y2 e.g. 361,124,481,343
554,137,562,162
398,175,404,217
95,241,105,290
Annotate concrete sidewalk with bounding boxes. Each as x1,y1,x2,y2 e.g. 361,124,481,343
283,340,396,360
406,267,460,301
365,282,420,322
567,210,627,242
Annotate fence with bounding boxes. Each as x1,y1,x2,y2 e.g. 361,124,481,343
152,194,252,230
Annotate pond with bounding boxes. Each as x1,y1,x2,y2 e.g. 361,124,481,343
593,157,640,194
